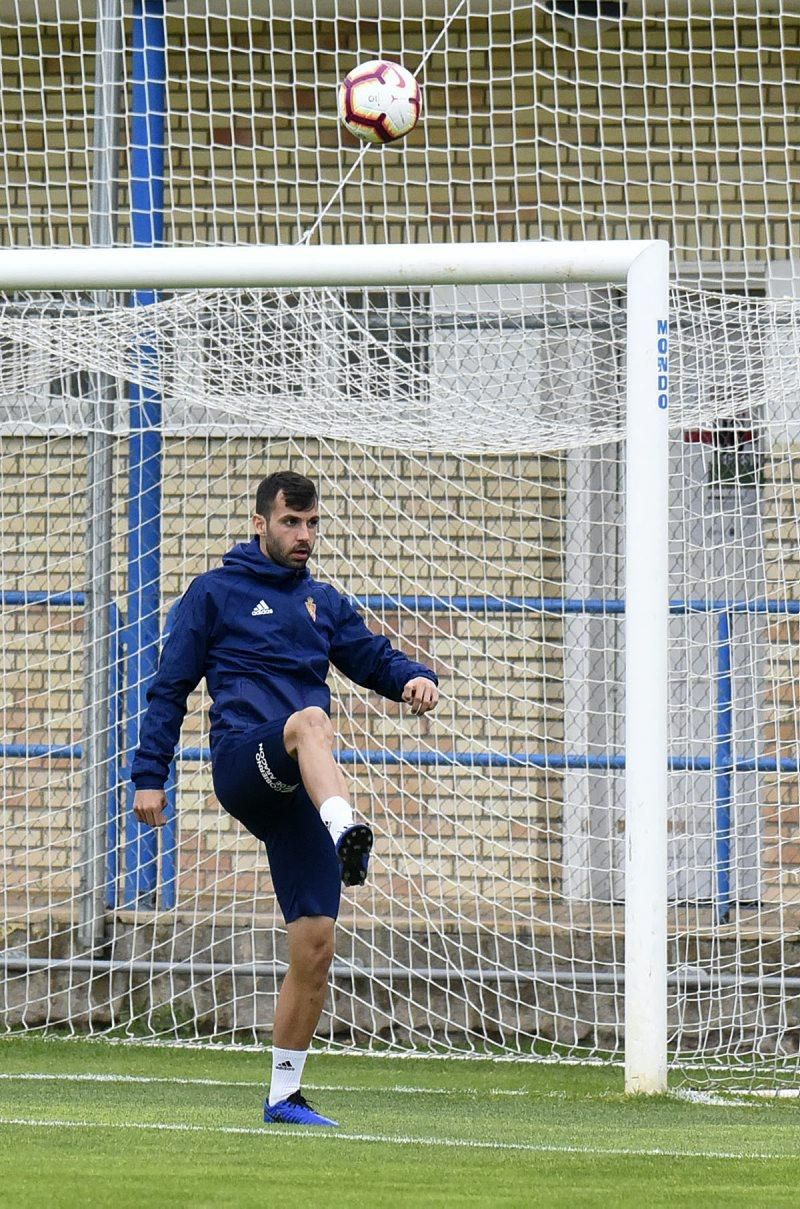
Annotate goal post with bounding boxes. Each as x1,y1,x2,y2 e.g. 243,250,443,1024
0,238,670,1093
623,241,670,1094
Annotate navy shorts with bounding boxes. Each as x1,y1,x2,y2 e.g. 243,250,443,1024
211,717,341,924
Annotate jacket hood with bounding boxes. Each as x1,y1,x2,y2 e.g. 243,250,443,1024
221,536,311,583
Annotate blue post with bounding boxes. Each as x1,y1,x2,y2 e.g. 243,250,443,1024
161,760,178,909
714,611,733,923
160,599,181,909
106,603,124,909
124,0,166,906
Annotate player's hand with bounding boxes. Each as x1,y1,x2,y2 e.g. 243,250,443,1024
403,677,439,716
133,789,168,828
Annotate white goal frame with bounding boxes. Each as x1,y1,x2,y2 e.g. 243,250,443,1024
0,238,671,1093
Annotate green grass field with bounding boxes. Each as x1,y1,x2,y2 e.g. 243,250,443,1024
0,1037,798,1207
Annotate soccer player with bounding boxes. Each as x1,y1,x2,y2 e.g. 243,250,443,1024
130,470,439,1127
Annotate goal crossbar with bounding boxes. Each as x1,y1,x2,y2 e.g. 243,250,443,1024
0,238,670,1094
0,239,661,291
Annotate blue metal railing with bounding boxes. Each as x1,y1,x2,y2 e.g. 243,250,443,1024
4,590,800,921
356,595,800,617
160,746,800,773
163,594,800,922
124,0,167,909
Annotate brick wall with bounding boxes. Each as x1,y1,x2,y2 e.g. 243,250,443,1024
0,434,567,924
758,453,800,906
1,12,798,278
3,9,800,934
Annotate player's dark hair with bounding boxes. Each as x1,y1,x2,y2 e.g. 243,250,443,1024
255,471,318,518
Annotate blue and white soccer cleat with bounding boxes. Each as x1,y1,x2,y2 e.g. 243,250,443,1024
263,1090,339,1127
336,822,373,887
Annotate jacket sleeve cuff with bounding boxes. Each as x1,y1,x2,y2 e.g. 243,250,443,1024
407,669,438,686
131,775,167,790
400,668,439,694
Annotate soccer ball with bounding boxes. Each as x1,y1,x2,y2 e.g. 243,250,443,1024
338,60,422,145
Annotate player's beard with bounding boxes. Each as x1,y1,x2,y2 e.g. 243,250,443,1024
262,530,311,570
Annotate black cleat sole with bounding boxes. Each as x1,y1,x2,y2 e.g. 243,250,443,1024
337,823,373,887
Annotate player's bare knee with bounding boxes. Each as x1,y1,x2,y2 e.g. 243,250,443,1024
294,927,334,983
308,918,335,966
284,706,333,757
310,936,335,981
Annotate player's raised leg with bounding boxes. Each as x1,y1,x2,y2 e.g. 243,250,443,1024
283,705,373,886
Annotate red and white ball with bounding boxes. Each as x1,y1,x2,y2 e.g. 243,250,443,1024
338,60,422,145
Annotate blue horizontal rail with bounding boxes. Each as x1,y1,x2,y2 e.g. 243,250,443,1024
0,591,88,607
6,590,800,617
352,595,800,616
3,743,85,760
160,747,800,774
10,744,800,774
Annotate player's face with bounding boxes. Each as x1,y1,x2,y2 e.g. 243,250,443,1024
253,491,319,570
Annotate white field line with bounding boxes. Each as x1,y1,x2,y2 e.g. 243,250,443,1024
0,1115,797,1161
673,1088,800,1107
745,1089,800,1100
0,1071,525,1097
93,1039,617,1066
1,1073,776,1108
671,1089,762,1109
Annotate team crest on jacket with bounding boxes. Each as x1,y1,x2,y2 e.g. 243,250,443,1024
305,596,317,621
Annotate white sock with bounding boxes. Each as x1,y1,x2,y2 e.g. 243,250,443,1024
268,1046,308,1106
320,795,353,845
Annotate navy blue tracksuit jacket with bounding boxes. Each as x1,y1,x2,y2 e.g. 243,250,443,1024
131,537,438,790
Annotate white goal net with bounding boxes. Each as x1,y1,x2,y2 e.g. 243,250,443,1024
2,0,800,1095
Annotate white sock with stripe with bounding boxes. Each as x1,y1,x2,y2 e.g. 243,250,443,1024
320,795,354,845
268,1046,308,1106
